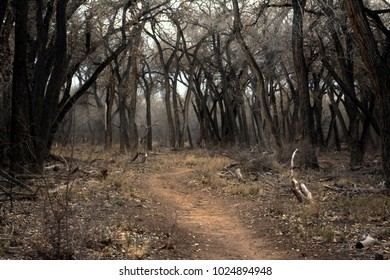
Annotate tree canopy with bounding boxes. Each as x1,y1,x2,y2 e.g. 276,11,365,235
1,0,389,189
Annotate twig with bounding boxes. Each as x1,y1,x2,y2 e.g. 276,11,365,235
0,169,36,194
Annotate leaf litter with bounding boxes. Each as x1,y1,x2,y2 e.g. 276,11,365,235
0,146,389,259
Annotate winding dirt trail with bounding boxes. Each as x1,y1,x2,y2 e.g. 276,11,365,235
141,167,289,259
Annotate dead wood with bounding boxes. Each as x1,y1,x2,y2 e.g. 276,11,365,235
224,163,244,180
290,149,313,203
129,152,148,164
356,235,379,249
0,170,35,192
0,170,41,202
0,185,37,202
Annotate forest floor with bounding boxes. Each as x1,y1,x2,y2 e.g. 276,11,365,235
0,145,390,260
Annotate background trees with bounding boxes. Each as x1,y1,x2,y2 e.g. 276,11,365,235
0,0,389,189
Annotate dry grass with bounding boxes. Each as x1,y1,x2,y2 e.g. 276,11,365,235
1,145,389,259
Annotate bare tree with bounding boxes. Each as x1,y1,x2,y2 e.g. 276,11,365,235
232,0,282,150
344,0,390,188
291,0,319,168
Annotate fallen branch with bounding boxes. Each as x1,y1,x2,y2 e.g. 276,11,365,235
129,152,148,164
0,185,37,202
290,149,313,203
225,163,244,180
356,235,379,249
0,169,35,193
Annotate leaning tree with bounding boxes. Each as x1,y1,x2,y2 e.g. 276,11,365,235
344,0,390,189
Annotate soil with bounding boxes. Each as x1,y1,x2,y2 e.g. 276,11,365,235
0,147,389,260
139,167,296,259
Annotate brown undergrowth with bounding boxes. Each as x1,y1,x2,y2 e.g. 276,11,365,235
0,144,389,259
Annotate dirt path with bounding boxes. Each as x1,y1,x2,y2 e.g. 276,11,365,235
141,167,290,260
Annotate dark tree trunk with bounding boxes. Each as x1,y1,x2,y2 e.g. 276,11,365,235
119,92,130,154
344,0,390,188
127,24,143,158
48,43,127,152
174,20,207,149
141,60,154,151
212,34,239,145
193,73,221,146
35,0,68,171
172,54,182,148
326,104,341,151
105,74,115,150
380,94,390,188
142,76,153,151
144,25,177,148
10,0,30,174
321,4,368,168
249,78,269,149
291,0,318,169
281,62,299,142
232,0,282,149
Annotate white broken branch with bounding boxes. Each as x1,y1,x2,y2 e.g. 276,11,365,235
290,149,313,203
356,235,379,249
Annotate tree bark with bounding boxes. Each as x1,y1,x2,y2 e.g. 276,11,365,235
232,0,282,149
127,24,143,158
212,33,239,145
344,0,390,188
48,43,128,152
144,24,178,148
141,62,154,151
10,0,30,174
105,71,115,150
320,4,370,168
35,0,68,172
291,0,318,169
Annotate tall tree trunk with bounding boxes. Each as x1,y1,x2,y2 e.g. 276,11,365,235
119,89,130,154
142,73,153,151
172,54,182,148
251,94,269,149
212,34,239,145
141,61,154,151
232,0,282,149
175,19,207,149
163,76,176,148
48,43,127,152
127,24,143,158
144,25,178,148
326,104,341,151
321,3,368,168
0,0,13,164
193,73,221,145
34,0,68,172
291,0,318,168
344,0,390,188
105,72,115,150
10,0,30,174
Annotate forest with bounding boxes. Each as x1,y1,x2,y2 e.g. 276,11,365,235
0,0,390,260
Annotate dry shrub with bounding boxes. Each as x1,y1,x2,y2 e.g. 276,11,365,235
31,181,80,259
